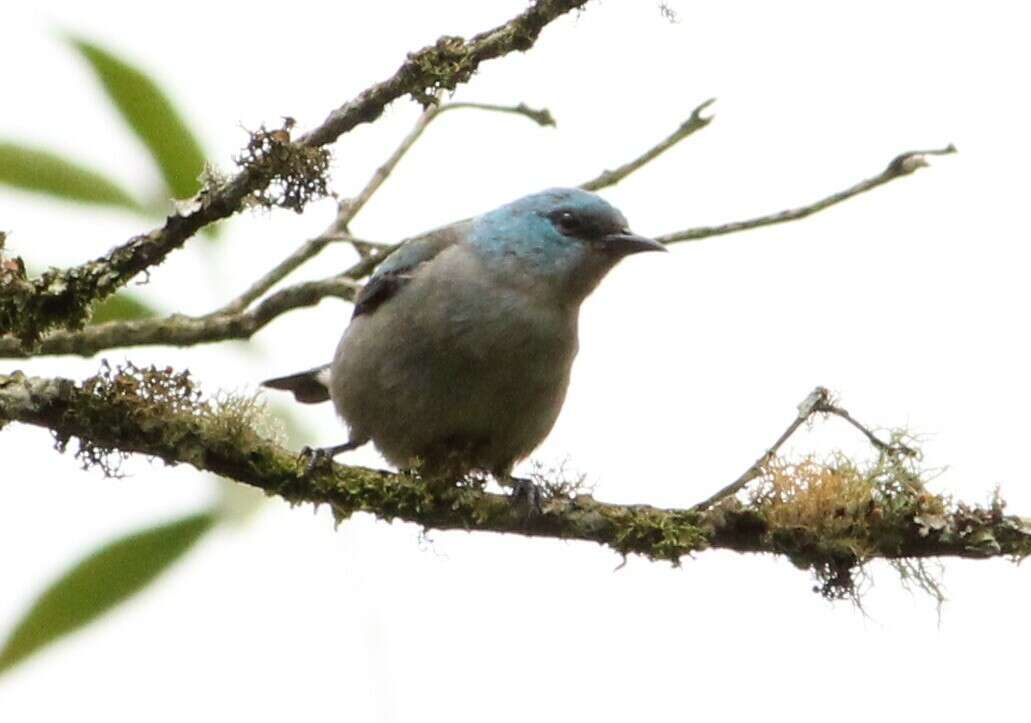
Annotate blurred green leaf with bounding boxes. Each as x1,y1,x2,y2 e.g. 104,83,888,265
68,37,208,201
0,142,141,210
0,511,216,675
90,292,158,325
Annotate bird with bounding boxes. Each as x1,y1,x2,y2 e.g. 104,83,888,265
263,187,665,489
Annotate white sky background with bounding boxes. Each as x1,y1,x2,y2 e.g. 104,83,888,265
2,0,1030,719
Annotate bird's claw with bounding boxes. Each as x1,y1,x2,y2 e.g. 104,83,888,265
297,445,333,475
507,476,544,515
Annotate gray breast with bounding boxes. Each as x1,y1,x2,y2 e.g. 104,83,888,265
330,245,579,474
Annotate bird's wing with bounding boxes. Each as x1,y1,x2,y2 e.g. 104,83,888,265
262,223,468,402
352,220,469,318
261,364,332,404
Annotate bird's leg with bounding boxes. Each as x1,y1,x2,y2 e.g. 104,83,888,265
298,439,366,474
497,474,544,515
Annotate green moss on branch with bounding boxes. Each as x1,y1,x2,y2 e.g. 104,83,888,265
0,0,591,346
2,364,1029,602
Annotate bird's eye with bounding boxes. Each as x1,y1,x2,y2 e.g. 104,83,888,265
555,211,581,235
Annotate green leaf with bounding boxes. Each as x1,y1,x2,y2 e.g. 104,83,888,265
68,37,208,201
90,292,158,325
0,511,216,675
0,142,141,210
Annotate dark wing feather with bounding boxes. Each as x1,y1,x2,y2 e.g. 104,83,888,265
264,223,468,402
352,271,414,318
352,221,468,319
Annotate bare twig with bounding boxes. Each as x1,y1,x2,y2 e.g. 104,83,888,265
0,141,956,359
217,98,554,315
213,233,345,318
0,94,955,361
693,387,830,511
344,236,393,259
0,0,591,344
579,98,715,191
214,101,445,316
815,399,919,458
658,145,957,245
691,385,932,511
438,101,556,127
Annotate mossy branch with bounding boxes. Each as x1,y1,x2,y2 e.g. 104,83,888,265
0,275,360,358
212,97,552,318
2,365,1028,600
0,0,591,347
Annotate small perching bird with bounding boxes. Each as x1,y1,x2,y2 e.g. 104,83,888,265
263,187,664,484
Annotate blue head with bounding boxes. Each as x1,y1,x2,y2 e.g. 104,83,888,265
470,188,665,303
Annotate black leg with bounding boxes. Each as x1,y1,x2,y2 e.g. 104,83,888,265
298,439,367,474
321,440,366,457
498,474,543,515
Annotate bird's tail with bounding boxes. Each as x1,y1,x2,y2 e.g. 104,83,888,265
261,365,332,404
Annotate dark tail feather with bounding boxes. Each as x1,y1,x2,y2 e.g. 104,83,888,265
261,365,331,404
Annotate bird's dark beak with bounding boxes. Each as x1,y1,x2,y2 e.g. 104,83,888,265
600,231,667,256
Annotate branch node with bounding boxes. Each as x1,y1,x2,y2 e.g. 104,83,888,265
797,386,830,418
886,143,957,176
0,1,591,344
515,102,555,127
685,97,717,128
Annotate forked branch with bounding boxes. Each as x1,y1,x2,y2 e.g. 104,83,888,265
0,140,954,358
0,0,591,345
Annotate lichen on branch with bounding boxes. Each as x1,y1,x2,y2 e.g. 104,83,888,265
232,121,330,213
2,363,1029,601
0,0,591,346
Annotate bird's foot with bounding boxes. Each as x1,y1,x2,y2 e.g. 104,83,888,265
296,439,366,475
503,475,544,515
297,446,334,475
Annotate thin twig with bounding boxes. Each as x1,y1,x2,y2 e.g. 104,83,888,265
692,387,830,511
580,98,715,191
337,102,446,225
344,237,393,259
216,98,554,315
0,142,956,359
691,386,927,511
317,232,381,244
815,400,919,458
0,0,590,343
658,144,957,245
438,101,555,127
212,234,340,317
216,103,446,316
343,98,553,223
